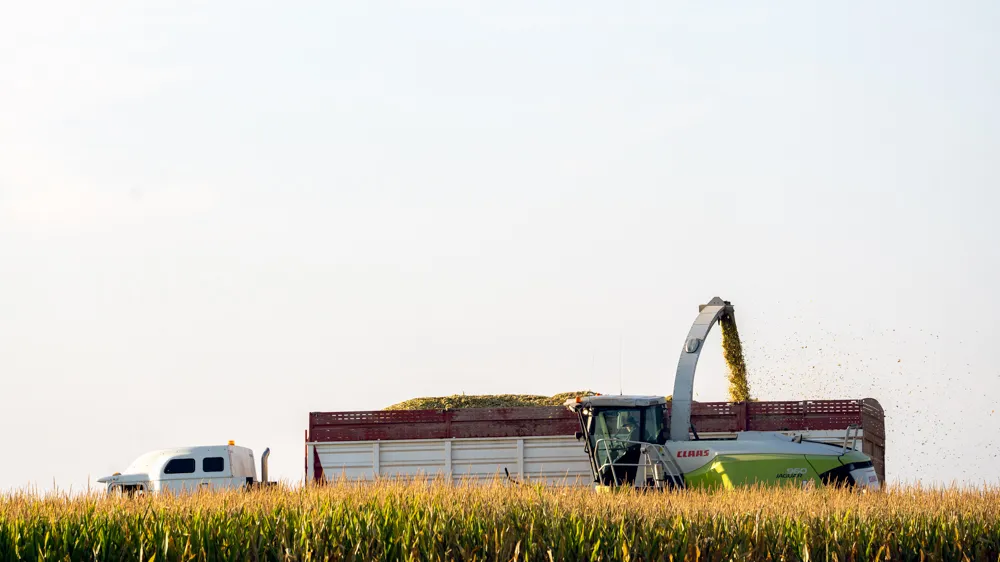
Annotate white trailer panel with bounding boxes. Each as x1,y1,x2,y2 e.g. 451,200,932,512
312,435,592,485
308,429,864,486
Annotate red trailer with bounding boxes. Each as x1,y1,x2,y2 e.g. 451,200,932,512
306,398,885,485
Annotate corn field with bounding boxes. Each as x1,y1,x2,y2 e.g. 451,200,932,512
1,480,998,562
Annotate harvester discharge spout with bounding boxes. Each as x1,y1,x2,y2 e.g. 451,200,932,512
669,297,736,441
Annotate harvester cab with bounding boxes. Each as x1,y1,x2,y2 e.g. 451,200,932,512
568,395,683,489
566,297,882,491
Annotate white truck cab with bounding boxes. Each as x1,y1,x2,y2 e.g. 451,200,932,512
98,442,271,494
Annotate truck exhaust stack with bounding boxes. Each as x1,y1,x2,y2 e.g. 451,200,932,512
261,447,270,483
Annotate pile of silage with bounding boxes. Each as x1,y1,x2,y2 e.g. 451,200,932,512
384,391,599,410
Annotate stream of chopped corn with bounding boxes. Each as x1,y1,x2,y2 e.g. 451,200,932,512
719,312,752,402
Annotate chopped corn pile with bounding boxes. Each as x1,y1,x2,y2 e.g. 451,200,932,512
385,391,598,410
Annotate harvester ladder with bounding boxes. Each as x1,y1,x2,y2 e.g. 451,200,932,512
594,439,686,489
842,424,860,453
642,445,685,489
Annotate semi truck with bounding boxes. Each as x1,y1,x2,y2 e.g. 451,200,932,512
98,442,274,494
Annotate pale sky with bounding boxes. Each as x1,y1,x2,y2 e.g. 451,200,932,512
1,2,998,492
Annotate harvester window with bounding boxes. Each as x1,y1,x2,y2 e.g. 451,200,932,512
610,410,639,442
642,405,665,444
592,414,609,452
593,409,640,448
592,410,629,467
163,458,196,474
203,457,225,473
